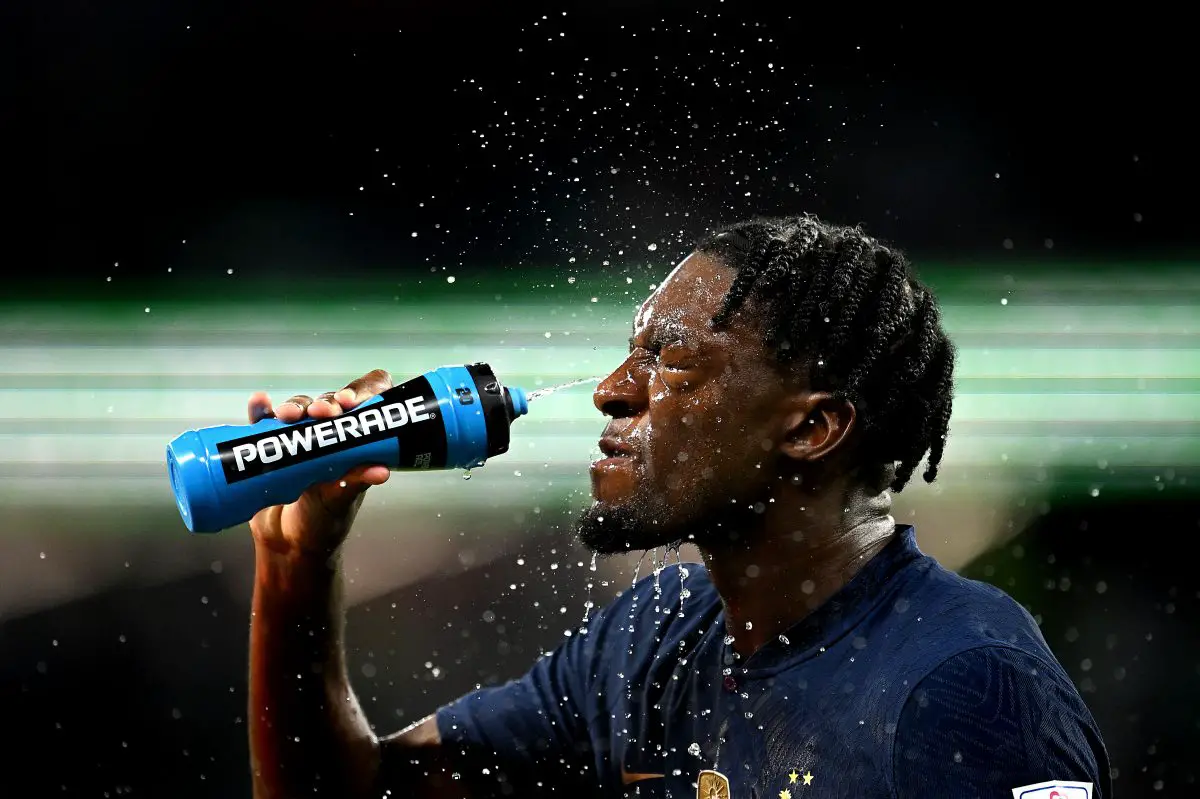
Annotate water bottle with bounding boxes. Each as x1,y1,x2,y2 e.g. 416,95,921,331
166,363,529,533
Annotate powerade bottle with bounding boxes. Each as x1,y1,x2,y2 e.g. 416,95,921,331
166,363,529,533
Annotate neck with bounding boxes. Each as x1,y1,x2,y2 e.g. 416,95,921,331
698,476,896,656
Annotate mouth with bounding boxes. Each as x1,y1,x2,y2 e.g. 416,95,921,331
593,436,637,467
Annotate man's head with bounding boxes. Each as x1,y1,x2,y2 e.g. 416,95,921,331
575,214,957,555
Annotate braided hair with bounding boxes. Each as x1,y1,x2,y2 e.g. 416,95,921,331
696,214,956,492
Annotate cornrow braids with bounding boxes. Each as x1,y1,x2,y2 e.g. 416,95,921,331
697,214,956,492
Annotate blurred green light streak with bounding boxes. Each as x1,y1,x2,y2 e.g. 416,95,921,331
2,264,1197,511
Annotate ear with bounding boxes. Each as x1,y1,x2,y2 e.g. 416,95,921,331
778,392,857,462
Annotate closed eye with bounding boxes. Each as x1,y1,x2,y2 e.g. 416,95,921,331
657,344,700,371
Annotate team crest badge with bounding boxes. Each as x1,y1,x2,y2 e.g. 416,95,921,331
697,769,730,799
1010,781,1093,799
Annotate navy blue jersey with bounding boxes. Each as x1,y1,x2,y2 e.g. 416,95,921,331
435,526,1110,798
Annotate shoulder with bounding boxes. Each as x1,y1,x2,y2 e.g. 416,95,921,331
900,645,1081,727
893,645,1110,798
894,554,1058,659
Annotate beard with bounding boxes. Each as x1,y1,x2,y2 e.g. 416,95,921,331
573,487,767,556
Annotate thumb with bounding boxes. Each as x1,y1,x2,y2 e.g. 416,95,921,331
309,464,391,519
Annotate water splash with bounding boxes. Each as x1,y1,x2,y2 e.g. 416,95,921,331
579,553,598,633
526,375,602,402
624,551,652,701
652,547,665,608
630,550,647,588
675,547,691,618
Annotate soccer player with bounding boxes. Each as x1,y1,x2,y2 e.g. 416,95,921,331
245,216,1110,798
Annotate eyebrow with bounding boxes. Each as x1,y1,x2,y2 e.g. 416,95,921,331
628,320,703,351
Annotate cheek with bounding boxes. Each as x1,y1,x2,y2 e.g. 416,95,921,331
644,395,733,483
655,389,776,477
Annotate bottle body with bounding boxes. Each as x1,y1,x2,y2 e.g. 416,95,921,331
166,363,529,533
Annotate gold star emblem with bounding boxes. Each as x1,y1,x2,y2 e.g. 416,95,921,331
780,790,792,799
802,771,814,786
788,770,799,784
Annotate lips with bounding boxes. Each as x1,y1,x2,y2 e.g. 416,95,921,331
598,437,636,459
590,436,639,501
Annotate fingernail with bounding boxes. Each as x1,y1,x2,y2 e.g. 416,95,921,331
335,388,356,404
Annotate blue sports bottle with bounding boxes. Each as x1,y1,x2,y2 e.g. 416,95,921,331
166,363,529,533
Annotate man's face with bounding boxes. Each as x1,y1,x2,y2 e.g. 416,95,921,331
576,251,792,555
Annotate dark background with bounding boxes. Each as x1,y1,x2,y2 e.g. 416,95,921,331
4,2,1199,797
9,1,1196,286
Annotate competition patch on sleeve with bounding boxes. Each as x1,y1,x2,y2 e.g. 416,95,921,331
1011,780,1093,799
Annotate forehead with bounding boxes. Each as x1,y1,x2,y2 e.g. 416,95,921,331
632,251,737,339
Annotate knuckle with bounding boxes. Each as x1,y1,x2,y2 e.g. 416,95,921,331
365,368,393,392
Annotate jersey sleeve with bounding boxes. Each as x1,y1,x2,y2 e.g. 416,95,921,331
431,588,629,799
892,646,1111,799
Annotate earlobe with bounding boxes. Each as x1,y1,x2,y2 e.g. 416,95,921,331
778,393,856,462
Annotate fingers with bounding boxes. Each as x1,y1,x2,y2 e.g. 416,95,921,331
334,368,394,409
247,391,274,423
246,368,392,425
275,394,315,423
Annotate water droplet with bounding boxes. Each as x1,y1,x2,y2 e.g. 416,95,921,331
687,742,701,757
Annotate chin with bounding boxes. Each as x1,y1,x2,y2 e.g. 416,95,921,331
575,487,767,556
573,499,686,556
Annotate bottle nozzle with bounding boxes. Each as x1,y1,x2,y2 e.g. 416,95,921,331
505,386,529,420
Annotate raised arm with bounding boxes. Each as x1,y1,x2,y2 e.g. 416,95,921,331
250,542,468,798
244,370,468,799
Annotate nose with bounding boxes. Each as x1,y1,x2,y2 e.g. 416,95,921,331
593,358,647,419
